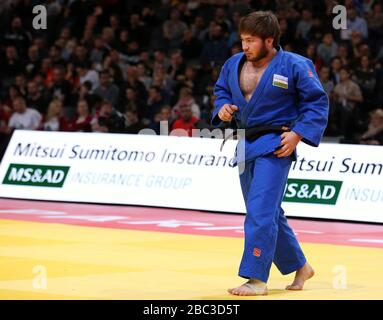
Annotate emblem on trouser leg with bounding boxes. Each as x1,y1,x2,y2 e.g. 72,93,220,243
253,247,262,257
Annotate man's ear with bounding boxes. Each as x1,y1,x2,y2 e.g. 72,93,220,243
265,37,274,49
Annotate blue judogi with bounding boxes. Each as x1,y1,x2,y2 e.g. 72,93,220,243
211,47,328,282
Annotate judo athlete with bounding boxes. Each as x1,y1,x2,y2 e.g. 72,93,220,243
211,11,329,296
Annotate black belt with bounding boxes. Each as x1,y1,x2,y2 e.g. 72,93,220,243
220,125,290,152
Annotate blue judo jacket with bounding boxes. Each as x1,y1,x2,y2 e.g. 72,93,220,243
211,46,329,163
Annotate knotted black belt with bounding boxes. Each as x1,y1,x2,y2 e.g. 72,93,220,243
220,125,290,152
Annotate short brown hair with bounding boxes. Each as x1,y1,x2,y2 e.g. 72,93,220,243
239,11,281,48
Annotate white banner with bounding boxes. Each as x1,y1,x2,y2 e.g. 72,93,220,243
0,130,382,223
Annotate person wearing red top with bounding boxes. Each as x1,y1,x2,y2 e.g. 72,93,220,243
68,99,92,132
170,103,199,137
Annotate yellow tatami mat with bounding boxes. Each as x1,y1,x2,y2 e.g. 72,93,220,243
0,219,382,300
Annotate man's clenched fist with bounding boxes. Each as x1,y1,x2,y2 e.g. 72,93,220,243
218,104,238,121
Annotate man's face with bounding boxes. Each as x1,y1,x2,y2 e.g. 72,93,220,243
160,107,171,120
28,82,38,95
240,34,269,62
319,67,329,80
13,99,25,113
180,105,192,120
339,69,349,82
53,69,64,82
100,73,110,86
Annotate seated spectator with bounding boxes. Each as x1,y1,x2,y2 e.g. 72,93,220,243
172,87,200,119
180,28,202,62
1,46,24,89
163,9,188,50
200,24,230,67
41,99,69,131
93,70,120,109
91,100,125,133
171,103,199,137
317,33,338,66
76,62,99,93
48,65,73,109
144,86,166,124
334,67,364,142
359,108,383,145
341,7,368,40
123,87,146,120
124,109,145,134
26,80,49,114
68,99,92,132
148,105,174,135
352,55,377,113
25,44,41,78
7,97,42,131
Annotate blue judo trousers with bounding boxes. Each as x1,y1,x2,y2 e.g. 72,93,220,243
211,46,329,282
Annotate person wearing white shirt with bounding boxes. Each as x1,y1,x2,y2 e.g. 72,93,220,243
8,97,42,130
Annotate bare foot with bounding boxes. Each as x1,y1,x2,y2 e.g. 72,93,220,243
228,279,268,296
286,263,315,290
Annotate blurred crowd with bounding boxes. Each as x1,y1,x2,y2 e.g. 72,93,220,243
0,0,382,160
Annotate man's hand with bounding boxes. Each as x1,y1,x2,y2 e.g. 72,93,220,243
218,104,238,122
274,130,302,158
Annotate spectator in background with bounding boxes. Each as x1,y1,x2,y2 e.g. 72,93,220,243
214,6,232,35
167,50,186,82
124,109,144,134
93,70,120,110
145,86,166,124
129,13,149,48
7,97,42,131
3,16,31,56
123,87,146,120
330,56,343,84
91,100,125,133
48,44,66,67
353,55,377,114
305,43,321,69
68,99,92,132
317,33,338,66
137,62,152,91
149,105,174,135
41,99,69,131
26,80,48,115
1,46,24,90
76,62,99,93
25,45,41,78
366,2,383,39
295,9,313,49
180,28,202,62
336,43,351,67
172,87,200,119
3,85,22,112
227,11,241,49
359,108,383,145
334,67,364,142
48,65,73,108
125,66,148,103
90,36,109,64
163,9,188,50
341,7,368,40
200,24,230,67
319,66,337,135
171,103,199,137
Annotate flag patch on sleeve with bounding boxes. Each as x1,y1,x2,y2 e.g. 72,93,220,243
272,74,288,89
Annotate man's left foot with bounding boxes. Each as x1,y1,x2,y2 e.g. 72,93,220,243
228,279,268,296
286,262,315,290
